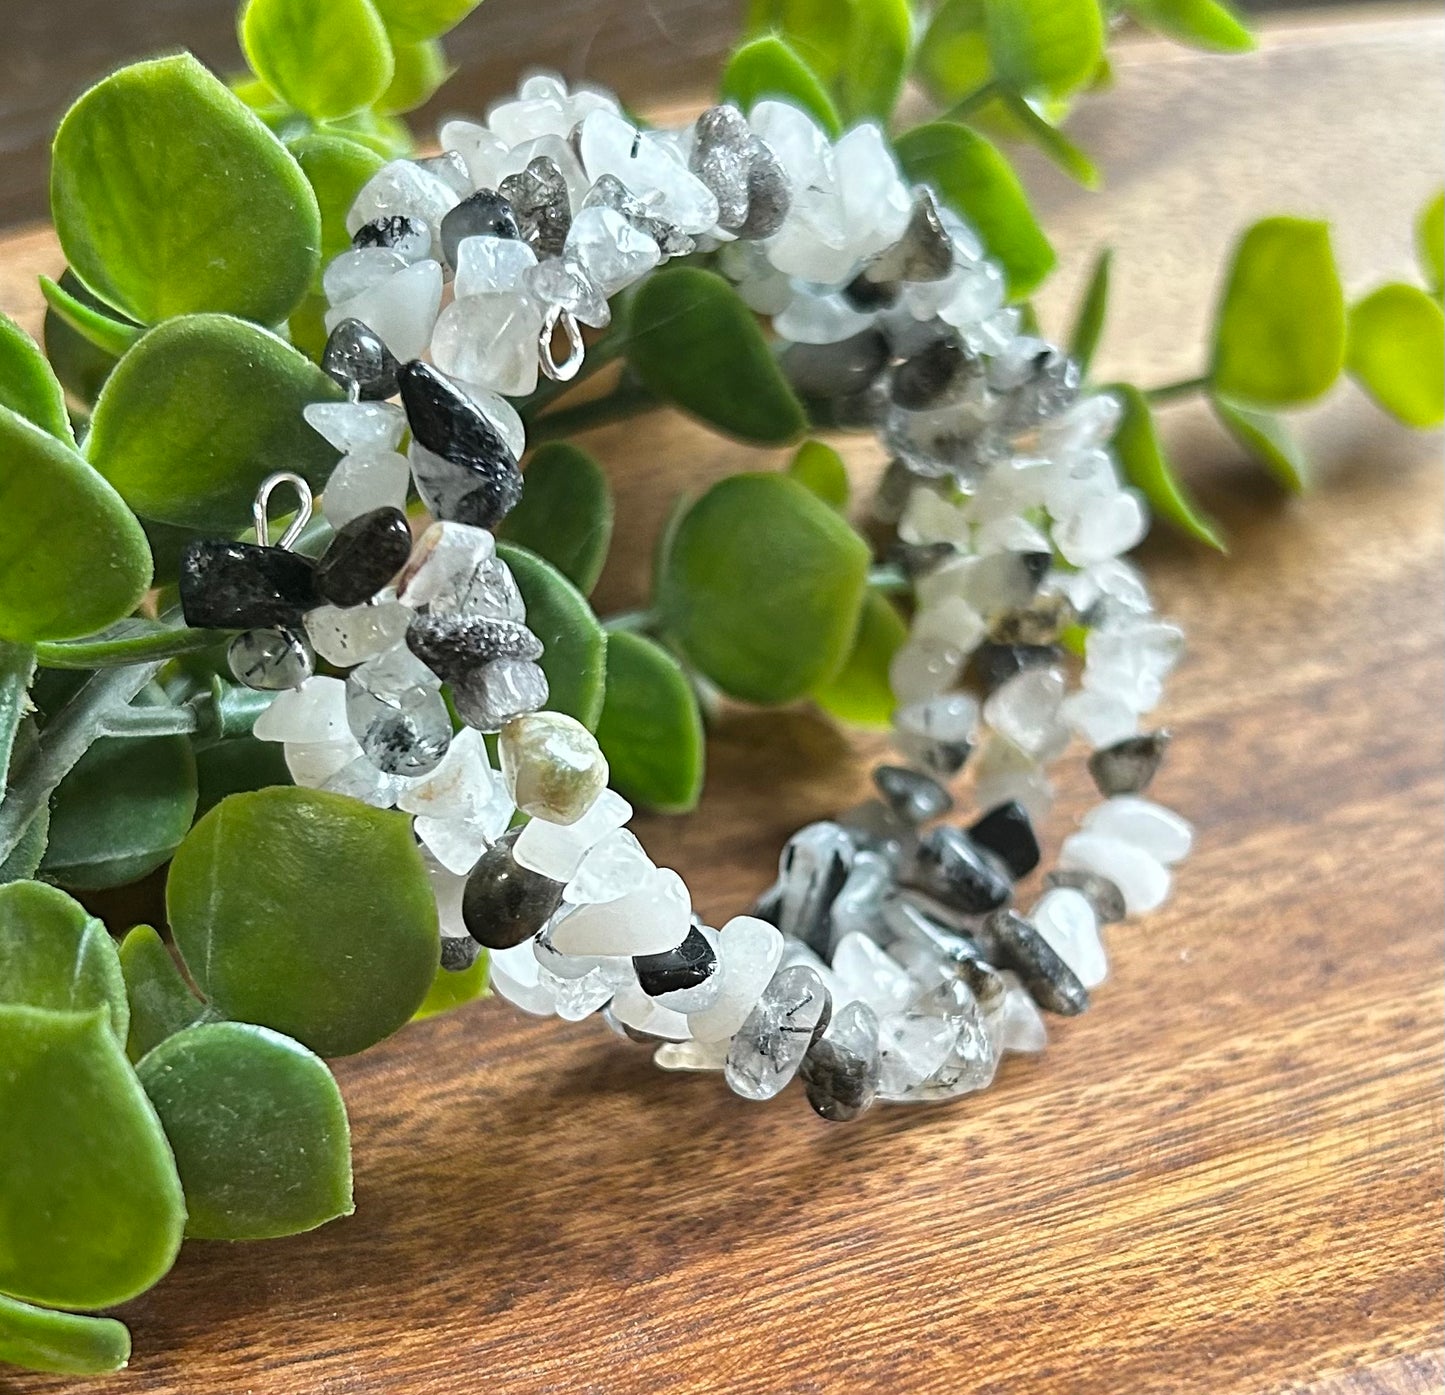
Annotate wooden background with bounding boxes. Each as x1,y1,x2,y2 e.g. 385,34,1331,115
1,7,1443,1394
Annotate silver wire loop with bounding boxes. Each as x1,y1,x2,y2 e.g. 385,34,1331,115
539,304,585,383
253,471,314,552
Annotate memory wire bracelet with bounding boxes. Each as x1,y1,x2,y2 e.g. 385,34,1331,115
172,77,1192,1123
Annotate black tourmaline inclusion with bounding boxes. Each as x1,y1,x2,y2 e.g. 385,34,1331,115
439,189,521,269
322,318,401,400
634,926,716,998
406,614,543,684
1088,730,1171,797
178,540,319,630
873,765,953,825
982,910,1089,1017
968,800,1040,880
908,825,1012,915
352,214,428,254
462,831,565,950
316,506,414,608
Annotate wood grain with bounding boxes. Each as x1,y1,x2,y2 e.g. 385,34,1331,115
2,10,1442,1394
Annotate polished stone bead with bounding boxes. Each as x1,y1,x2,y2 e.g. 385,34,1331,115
893,694,978,778
440,189,520,270
983,909,1089,1016
499,157,573,257
965,641,1063,695
891,336,979,410
777,821,855,956
1088,730,1172,796
781,330,890,399
1032,887,1107,989
866,189,954,284
440,933,483,972
321,318,401,400
634,924,716,998
737,136,791,240
178,540,319,629
873,765,953,824
462,829,565,949
1044,866,1127,924
548,866,691,957
842,272,900,313
968,800,1040,879
497,711,609,825
689,915,785,1042
689,105,753,231
227,626,313,691
406,612,543,684
724,964,832,1102
909,824,1012,915
316,506,413,607
581,174,695,259
451,658,549,733
801,999,881,1122
990,591,1077,647
352,214,432,260
345,656,452,777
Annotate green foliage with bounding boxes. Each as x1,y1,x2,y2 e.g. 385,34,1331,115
241,0,395,122
896,123,1055,298
0,1294,131,1377
288,133,387,266
983,0,1103,101
41,270,122,406
0,405,153,643
995,91,1099,188
1122,0,1255,54
1111,384,1225,550
1345,283,1445,429
369,0,480,43
787,440,850,511
85,314,343,532
915,0,991,106
51,55,320,326
194,735,293,818
657,472,869,704
811,588,908,727
1211,396,1307,494
167,787,439,1057
137,1021,353,1239
1210,217,1345,407
0,1002,185,1309
499,442,614,594
1068,248,1112,374
594,630,706,813
378,39,453,115
721,37,843,136
119,925,208,1062
37,275,144,360
1417,191,1444,297
0,313,72,441
413,952,489,1019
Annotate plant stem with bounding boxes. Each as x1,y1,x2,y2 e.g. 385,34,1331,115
528,381,662,443
96,705,202,739
34,626,223,670
1,641,38,790
1146,374,1212,405
941,79,1005,124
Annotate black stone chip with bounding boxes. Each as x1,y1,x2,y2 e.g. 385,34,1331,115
406,613,544,685
440,189,521,269
316,506,413,608
964,642,1063,696
968,800,1040,880
982,910,1089,1016
634,926,716,998
462,830,565,950
321,318,401,401
908,825,1012,915
352,214,428,252
873,765,953,825
178,540,318,630
1088,730,1172,797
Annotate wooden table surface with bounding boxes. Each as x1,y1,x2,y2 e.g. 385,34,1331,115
2,9,1442,1394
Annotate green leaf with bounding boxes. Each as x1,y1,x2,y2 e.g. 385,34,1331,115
787,440,850,511
328,108,414,160
1122,0,1255,53
1212,395,1308,493
594,631,705,813
0,1003,185,1309
241,0,394,122
0,312,71,441
36,276,142,362
916,0,991,106
42,271,121,407
136,1020,353,1239
34,617,222,671
119,925,208,1062
0,880,129,1043
1068,247,1112,375
166,787,438,1056
51,54,321,326
628,268,808,445
1345,282,1445,430
0,808,49,887
896,123,1055,299
40,689,199,890
1210,216,1346,407
495,543,608,729
194,736,293,818
370,0,479,42
498,443,614,594
0,405,153,643
720,36,843,138
811,588,907,727
657,472,870,704
1417,190,1444,297
0,1292,131,1376
288,133,387,269
413,951,489,1020
984,0,1104,99
1110,383,1226,550
377,37,452,115
997,90,1099,189
86,313,343,532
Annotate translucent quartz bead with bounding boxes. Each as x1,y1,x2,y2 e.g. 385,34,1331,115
654,1036,730,1072
547,866,690,957
254,675,349,744
889,636,965,705
304,599,410,667
345,650,452,778
909,596,988,657
512,787,631,882
524,257,609,329
987,973,1047,1054
346,160,460,239
1058,832,1171,915
1082,796,1193,864
438,119,508,189
828,850,892,948
982,667,1069,761
774,290,874,346
778,938,846,1007
1084,621,1185,714
898,487,971,548
564,827,651,905
610,980,691,1041
831,932,915,1016
724,964,832,1102
456,382,527,461
877,1003,955,1098
1061,689,1139,749
325,260,444,363
565,206,661,296
426,858,468,939
285,736,361,789
688,915,785,1042
540,963,620,1022
970,732,1054,821
800,1000,881,1122
453,234,538,299
881,978,997,1102
414,809,498,876
323,247,406,304
973,515,1052,557
400,520,490,606
893,693,979,778
1031,887,1107,989
396,727,498,821
431,290,543,398
937,260,1007,330
1054,489,1149,567
321,754,405,808
1040,393,1123,456
577,110,720,235
322,448,411,530
227,627,312,691
451,658,549,732
303,401,406,454
498,712,609,824
776,821,855,952
487,940,557,1017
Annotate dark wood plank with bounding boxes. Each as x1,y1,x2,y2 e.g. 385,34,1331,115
0,10,1441,1394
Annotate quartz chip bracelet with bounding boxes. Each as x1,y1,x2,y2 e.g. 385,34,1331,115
176,76,1193,1123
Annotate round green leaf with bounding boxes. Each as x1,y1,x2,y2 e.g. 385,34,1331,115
0,880,128,1043
496,543,608,729
377,38,452,116
167,787,439,1056
36,276,142,362
119,925,208,1063
85,313,343,532
370,0,479,42
1417,191,1444,297
628,268,808,445
242,0,394,122
328,108,415,160
288,133,387,269
0,1003,185,1309
811,588,908,727
720,36,842,138
413,952,489,1021
917,0,992,106
0,405,152,643
896,123,1055,300
984,0,1103,100
1210,216,1345,407
195,735,293,818
51,54,321,326
137,1020,353,1239
1123,0,1255,54
1212,395,1308,493
499,443,614,595
594,630,705,813
1110,383,1226,551
0,1292,131,1376
1345,282,1445,430
0,312,70,442
788,440,850,511
657,472,870,705
42,270,122,407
